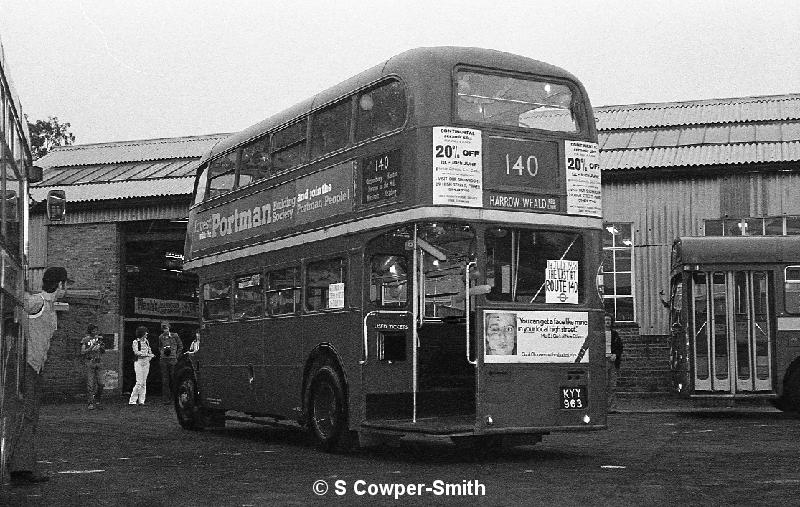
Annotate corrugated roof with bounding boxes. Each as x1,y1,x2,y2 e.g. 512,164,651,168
596,93,800,130
35,133,230,169
39,160,197,185
32,134,216,201
30,178,194,203
596,93,800,170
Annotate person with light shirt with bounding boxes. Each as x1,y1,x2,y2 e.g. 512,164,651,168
8,267,70,485
129,326,154,405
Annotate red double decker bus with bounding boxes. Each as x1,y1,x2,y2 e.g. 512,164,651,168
176,47,606,451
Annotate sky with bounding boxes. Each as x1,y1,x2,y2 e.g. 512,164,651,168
1,0,798,145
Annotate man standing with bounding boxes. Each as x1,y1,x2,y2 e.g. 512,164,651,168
80,324,105,410
158,322,183,404
9,266,70,485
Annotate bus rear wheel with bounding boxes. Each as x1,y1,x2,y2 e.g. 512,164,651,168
307,365,350,452
780,365,800,414
175,372,224,430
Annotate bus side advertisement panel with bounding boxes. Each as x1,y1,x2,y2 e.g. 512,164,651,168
188,161,354,255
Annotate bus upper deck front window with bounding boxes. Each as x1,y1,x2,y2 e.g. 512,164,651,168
456,71,578,132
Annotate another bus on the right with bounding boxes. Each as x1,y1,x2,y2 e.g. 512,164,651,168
668,236,800,411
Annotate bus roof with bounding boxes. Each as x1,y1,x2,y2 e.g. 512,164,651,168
200,46,586,166
672,236,800,268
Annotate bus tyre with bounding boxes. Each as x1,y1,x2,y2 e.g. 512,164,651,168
782,365,800,414
307,365,350,452
175,372,224,430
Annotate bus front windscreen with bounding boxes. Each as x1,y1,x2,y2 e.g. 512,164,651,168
456,70,578,132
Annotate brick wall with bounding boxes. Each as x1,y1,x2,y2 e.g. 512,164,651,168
615,323,672,393
41,222,121,402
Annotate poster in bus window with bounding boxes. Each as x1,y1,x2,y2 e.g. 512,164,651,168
545,259,579,304
484,310,589,363
328,283,345,309
565,141,601,217
432,127,482,208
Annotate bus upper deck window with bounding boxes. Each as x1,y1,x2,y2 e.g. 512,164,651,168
355,80,406,141
240,136,271,186
207,151,239,199
271,120,306,173
193,164,209,205
310,100,351,159
785,266,800,314
456,70,578,133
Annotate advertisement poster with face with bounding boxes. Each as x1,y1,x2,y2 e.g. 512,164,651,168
484,310,589,363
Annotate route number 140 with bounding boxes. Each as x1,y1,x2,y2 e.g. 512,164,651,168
506,154,539,177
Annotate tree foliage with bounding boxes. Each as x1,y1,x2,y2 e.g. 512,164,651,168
27,116,76,160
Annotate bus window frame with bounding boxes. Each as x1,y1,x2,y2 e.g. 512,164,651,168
304,255,349,313
233,272,265,320
202,278,233,322
266,264,302,317
784,265,800,314
354,78,408,143
309,97,354,160
238,134,272,188
452,66,586,137
271,118,308,175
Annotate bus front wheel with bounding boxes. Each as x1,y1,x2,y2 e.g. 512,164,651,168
307,365,349,452
175,372,224,430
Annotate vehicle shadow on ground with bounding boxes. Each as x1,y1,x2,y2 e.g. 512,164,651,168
675,411,799,420
217,421,595,465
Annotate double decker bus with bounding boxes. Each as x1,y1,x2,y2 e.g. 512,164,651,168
0,35,41,479
668,236,800,411
177,47,606,451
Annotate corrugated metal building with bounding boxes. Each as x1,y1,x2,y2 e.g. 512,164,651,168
30,133,229,400
31,93,800,398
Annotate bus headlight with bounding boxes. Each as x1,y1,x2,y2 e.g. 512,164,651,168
583,415,591,424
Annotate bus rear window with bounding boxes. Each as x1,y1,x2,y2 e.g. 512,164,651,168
456,70,578,132
485,228,584,303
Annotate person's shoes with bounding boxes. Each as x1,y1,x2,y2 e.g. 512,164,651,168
128,402,137,405
10,471,50,484
88,403,95,410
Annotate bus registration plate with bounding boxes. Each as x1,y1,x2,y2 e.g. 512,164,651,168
561,386,587,409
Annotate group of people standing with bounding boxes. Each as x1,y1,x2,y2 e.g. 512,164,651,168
128,321,188,406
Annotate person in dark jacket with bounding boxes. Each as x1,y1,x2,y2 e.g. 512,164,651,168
158,322,183,404
80,324,105,410
605,313,623,410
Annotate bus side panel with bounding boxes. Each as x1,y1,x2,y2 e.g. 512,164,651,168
775,326,800,395
256,316,306,419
